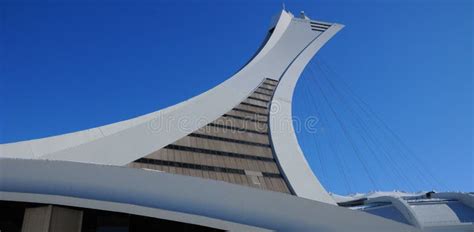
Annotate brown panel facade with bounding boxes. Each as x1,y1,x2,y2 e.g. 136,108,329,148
129,79,291,194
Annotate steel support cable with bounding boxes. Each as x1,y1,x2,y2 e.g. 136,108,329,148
307,65,380,189
308,71,380,190
308,90,355,195
358,116,435,191
304,74,352,192
309,63,404,191
317,57,442,190
303,81,353,193
300,84,330,187
317,58,446,190
302,75,353,194
312,60,414,190
314,59,426,191
312,62,414,191
362,111,445,189
305,85,333,190
314,63,421,190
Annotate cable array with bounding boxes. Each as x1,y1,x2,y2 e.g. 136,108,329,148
295,57,446,195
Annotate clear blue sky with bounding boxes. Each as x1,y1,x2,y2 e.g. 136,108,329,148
1,0,472,195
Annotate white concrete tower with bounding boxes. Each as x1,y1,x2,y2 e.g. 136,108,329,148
0,10,427,232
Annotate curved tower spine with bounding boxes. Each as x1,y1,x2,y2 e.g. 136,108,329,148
0,10,340,204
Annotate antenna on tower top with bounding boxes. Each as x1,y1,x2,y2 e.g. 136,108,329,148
282,2,286,11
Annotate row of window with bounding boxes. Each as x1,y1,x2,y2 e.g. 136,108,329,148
253,91,273,97
188,133,270,148
247,96,270,103
164,144,274,162
262,81,277,87
310,25,328,30
135,158,283,178
258,86,275,92
240,102,268,110
260,84,277,90
262,172,283,178
223,114,267,124
139,158,242,174
311,28,325,32
263,78,279,83
310,22,330,32
264,77,279,83
310,21,331,28
208,123,268,135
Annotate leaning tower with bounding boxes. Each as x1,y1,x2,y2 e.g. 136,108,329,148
0,10,423,232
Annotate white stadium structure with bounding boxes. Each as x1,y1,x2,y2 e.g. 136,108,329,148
1,10,472,232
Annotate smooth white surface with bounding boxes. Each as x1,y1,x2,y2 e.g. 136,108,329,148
269,22,343,204
0,158,420,232
357,192,474,231
366,196,423,228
